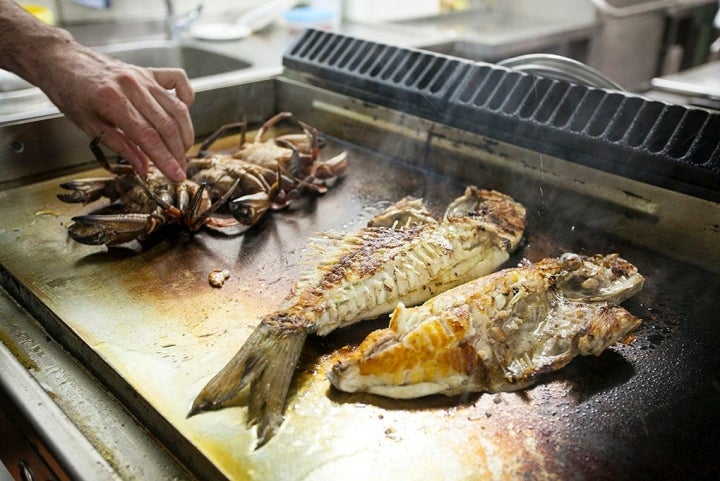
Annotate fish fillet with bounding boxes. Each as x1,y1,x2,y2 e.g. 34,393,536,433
189,186,526,446
329,253,644,399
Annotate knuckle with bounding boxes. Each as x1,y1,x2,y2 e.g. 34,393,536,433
114,70,143,88
165,92,190,115
94,103,119,123
165,67,187,79
94,82,123,102
137,128,163,149
157,116,180,139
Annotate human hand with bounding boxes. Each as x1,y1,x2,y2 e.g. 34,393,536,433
42,45,195,182
0,0,195,182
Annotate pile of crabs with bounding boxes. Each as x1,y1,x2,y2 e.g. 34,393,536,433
58,113,347,246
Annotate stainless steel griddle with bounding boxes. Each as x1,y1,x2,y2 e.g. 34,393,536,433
1,29,719,481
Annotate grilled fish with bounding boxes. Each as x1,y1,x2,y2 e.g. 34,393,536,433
189,186,526,446
328,253,644,399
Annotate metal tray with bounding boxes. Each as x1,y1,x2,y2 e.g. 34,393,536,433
0,77,719,480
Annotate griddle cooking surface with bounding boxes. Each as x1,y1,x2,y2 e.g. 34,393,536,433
0,135,718,481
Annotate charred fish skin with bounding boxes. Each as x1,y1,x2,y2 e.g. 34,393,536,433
290,188,526,336
328,253,644,400
189,186,526,447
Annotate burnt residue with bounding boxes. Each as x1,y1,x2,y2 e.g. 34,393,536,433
284,139,720,480
2,131,719,480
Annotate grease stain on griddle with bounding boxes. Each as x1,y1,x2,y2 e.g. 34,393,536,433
2,134,719,480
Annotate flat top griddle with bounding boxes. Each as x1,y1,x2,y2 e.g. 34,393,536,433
1,122,718,480
1,28,720,481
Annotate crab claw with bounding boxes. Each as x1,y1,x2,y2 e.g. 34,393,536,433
58,177,122,204
228,191,271,226
67,213,161,246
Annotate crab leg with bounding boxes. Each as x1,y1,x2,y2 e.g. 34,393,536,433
185,183,206,222
133,175,183,218
313,151,348,180
188,178,241,230
229,191,271,226
197,121,246,158
176,182,191,215
297,121,321,158
90,134,135,175
254,112,292,143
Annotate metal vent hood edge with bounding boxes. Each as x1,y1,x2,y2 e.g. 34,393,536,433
282,28,720,203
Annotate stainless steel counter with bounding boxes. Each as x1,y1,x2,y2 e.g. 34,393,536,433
0,287,191,480
393,8,598,62
647,60,720,107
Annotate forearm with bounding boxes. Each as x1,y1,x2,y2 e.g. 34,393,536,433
0,0,76,85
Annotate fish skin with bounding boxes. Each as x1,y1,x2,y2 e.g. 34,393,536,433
328,253,644,399
189,186,526,447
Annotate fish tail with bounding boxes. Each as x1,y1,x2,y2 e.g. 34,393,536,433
188,317,308,447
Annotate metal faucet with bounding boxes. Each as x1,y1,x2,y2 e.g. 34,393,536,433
164,0,203,40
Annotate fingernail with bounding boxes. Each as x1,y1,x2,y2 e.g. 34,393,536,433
170,165,187,182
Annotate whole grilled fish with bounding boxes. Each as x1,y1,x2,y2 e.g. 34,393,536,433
329,253,644,399
189,186,526,446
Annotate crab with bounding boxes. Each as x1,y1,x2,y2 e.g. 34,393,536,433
187,112,347,225
58,137,241,245
58,113,347,246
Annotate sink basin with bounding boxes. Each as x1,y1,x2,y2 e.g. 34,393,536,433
100,41,252,79
0,41,253,120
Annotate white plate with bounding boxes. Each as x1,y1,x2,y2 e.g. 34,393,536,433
189,22,253,41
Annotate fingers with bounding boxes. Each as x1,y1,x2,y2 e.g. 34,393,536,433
150,67,195,152
98,127,150,176
122,86,187,168
96,87,187,182
94,67,195,182
33,41,196,183
120,72,192,165
149,75,195,151
151,67,195,107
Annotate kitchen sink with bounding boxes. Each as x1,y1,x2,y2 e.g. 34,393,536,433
100,41,252,79
0,40,255,121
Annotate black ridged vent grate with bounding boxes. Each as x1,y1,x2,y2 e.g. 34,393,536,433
284,29,720,202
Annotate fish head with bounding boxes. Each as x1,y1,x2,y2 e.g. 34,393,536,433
444,186,527,251
556,253,644,304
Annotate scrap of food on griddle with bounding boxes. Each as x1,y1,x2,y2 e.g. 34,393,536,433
189,186,527,447
329,253,644,398
57,112,347,246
